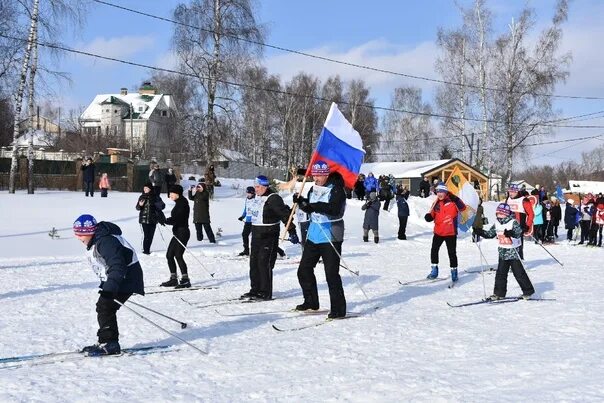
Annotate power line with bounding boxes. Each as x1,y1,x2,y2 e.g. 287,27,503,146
5,32,604,130
92,0,604,101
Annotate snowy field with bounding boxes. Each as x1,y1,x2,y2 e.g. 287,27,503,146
0,179,603,402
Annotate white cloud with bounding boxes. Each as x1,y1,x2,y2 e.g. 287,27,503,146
76,35,156,64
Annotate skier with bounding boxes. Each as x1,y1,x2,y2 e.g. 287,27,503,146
505,184,534,259
472,198,485,243
533,199,544,244
81,157,96,197
396,188,410,240
136,182,166,255
188,182,216,243
159,185,191,288
242,175,298,301
472,203,535,300
578,195,594,245
362,191,380,243
542,201,554,243
237,186,255,256
424,183,466,283
73,214,144,356
293,161,347,318
564,199,579,242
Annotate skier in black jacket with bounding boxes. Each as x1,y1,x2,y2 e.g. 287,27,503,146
159,184,191,288
241,175,298,300
136,182,166,254
73,214,144,356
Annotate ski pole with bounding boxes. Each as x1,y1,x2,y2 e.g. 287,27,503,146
158,225,215,278
126,300,188,329
114,300,207,355
529,235,564,267
474,241,488,300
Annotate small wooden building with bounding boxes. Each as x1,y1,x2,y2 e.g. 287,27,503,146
360,158,489,199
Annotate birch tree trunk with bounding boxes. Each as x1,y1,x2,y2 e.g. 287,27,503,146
27,17,39,194
9,0,39,194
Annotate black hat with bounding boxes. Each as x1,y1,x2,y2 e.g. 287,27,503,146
246,186,255,194
169,184,184,195
143,181,153,189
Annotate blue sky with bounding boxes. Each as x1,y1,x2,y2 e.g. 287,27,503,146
45,0,604,168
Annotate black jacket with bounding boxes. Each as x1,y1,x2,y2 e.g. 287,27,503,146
252,188,294,238
188,188,211,223
165,173,177,187
87,222,144,296
136,190,166,225
81,162,95,182
166,196,190,233
419,179,431,196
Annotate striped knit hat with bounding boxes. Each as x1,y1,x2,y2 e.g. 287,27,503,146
311,160,330,176
435,182,448,193
73,214,97,235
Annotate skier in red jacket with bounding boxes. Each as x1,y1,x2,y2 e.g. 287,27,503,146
424,183,466,282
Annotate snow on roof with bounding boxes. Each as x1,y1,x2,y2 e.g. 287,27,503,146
13,129,55,147
216,148,253,163
360,160,450,178
568,180,604,194
80,92,173,125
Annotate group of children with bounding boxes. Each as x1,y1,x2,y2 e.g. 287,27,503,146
564,194,604,246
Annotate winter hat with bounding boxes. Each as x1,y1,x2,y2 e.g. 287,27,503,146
435,183,448,193
567,199,575,205
246,186,255,194
311,160,330,176
73,214,97,236
508,184,519,192
169,184,184,195
255,175,270,186
496,203,512,217
143,181,153,189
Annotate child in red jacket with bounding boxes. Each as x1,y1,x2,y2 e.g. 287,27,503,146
424,183,466,282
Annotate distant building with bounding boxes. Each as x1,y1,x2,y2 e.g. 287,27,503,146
79,82,177,157
568,180,604,195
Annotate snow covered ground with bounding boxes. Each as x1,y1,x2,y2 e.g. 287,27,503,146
0,180,603,402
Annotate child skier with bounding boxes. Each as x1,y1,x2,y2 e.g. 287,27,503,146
73,214,145,356
362,191,380,243
472,203,535,300
595,203,604,247
564,199,579,242
237,186,255,256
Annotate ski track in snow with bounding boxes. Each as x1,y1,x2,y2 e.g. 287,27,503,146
0,182,603,402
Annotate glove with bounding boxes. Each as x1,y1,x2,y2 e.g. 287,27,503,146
298,197,313,213
503,229,515,238
288,231,300,244
424,213,434,222
98,290,116,300
521,223,529,233
473,228,485,237
238,216,244,221
292,193,300,204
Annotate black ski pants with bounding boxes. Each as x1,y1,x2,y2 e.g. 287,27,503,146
166,227,190,276
430,235,458,268
84,181,94,197
141,223,156,254
195,222,216,243
241,222,252,252
297,240,346,315
96,293,131,343
493,257,534,297
398,216,408,239
249,234,279,298
580,220,590,243
299,221,310,246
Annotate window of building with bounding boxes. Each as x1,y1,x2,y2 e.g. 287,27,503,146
161,110,167,117
139,106,144,112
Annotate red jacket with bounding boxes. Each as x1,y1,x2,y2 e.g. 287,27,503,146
429,195,466,237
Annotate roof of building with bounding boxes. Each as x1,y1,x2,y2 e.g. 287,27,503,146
568,180,604,194
13,129,55,148
80,92,174,125
215,148,253,163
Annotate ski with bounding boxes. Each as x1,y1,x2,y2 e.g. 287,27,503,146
181,296,271,309
272,314,362,332
398,277,448,286
0,345,174,369
146,285,218,295
215,308,329,317
464,268,496,274
447,281,458,289
447,297,557,308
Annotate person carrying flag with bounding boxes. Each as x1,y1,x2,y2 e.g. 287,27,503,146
424,183,466,282
293,161,348,318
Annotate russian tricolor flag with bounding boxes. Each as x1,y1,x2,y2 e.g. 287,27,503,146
306,103,366,188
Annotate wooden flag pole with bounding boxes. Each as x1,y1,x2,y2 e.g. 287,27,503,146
280,174,310,242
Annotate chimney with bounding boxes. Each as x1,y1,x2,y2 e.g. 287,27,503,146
139,81,157,96
120,88,128,96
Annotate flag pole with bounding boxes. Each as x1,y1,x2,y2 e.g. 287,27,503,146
280,175,309,242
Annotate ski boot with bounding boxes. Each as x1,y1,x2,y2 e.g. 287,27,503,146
374,237,379,244
160,276,178,287
450,268,458,283
426,265,438,279
86,341,121,357
238,250,249,256
295,301,320,311
175,276,191,289
363,236,369,242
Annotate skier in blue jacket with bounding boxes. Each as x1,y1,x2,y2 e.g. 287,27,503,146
237,186,255,256
73,214,144,356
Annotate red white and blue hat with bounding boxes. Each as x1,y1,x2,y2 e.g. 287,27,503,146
311,160,330,176
435,182,448,193
508,184,520,192
496,203,512,216
73,214,97,235
255,175,270,186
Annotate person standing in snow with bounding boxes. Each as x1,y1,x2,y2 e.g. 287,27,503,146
564,199,579,242
396,188,410,240
362,191,380,243
149,164,163,196
136,182,166,255
532,200,544,244
73,214,144,356
159,185,191,288
551,198,562,239
424,183,466,283
472,198,485,243
419,176,431,198
472,203,535,300
242,175,298,301
364,172,378,196
505,184,534,259
293,161,347,318
81,157,96,197
578,195,594,245
99,173,111,198
237,186,255,256
594,202,604,247
188,182,216,243
165,168,177,193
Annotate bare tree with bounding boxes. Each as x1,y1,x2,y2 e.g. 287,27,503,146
172,0,264,162
343,79,378,162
